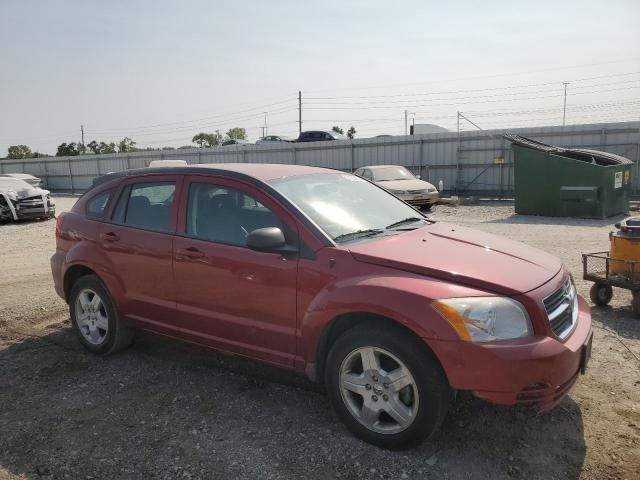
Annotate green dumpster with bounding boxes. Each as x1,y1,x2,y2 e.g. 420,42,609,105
505,135,633,219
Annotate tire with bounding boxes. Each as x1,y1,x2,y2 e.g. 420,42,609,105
632,291,640,316
589,283,613,306
325,324,452,450
69,274,134,354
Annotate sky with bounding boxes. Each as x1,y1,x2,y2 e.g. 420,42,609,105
0,0,639,155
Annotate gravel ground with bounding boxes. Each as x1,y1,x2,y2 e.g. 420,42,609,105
0,196,638,480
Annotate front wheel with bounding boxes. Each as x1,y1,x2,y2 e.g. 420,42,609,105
325,324,452,450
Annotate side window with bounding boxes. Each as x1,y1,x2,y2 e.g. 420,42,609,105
86,190,113,219
362,169,373,180
112,182,176,232
323,133,332,140
186,183,284,247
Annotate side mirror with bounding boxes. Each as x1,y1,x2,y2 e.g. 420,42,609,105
246,227,296,253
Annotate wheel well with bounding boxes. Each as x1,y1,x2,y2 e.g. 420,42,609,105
313,312,433,385
63,265,95,302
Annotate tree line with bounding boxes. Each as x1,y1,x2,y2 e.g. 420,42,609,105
3,124,358,159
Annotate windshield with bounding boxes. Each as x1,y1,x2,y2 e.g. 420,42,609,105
269,173,427,242
373,166,415,181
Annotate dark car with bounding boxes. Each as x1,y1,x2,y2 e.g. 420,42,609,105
51,164,592,449
297,130,347,143
222,139,251,146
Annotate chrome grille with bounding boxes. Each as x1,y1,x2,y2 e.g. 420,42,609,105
543,278,578,339
407,189,425,195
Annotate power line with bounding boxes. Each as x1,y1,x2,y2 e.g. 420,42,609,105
304,80,640,107
304,85,640,110
303,58,640,94
305,71,640,100
86,97,296,133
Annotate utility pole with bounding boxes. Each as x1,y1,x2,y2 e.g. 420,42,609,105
562,82,569,126
263,112,268,137
404,110,408,136
298,91,302,134
80,125,85,154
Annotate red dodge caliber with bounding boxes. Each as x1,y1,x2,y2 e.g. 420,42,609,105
51,164,592,449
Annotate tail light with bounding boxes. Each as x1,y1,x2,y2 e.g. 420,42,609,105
55,212,66,238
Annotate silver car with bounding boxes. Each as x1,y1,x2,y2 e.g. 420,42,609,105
353,165,439,208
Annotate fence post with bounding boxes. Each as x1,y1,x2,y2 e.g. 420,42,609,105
350,143,354,172
68,158,75,194
43,158,49,188
292,146,297,165
96,156,102,176
197,150,201,164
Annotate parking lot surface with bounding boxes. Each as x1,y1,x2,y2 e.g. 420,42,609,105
0,196,638,480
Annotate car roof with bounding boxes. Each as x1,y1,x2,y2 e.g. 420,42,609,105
92,163,340,187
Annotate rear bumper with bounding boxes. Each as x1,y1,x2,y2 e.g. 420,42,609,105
428,295,592,410
50,252,66,301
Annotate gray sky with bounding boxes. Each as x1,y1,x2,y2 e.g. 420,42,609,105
1,0,639,155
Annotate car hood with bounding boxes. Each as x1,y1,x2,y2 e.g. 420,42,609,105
348,222,562,295
376,179,435,191
0,185,49,201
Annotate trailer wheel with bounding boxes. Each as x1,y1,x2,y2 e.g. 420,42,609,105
589,283,613,306
632,291,640,316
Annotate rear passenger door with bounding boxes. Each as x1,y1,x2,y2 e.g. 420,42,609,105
99,175,182,331
172,176,299,367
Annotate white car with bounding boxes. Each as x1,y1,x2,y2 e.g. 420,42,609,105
0,173,43,188
0,177,55,222
354,165,439,209
148,159,188,168
256,135,296,144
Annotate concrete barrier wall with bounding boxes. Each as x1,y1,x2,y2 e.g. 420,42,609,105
1,121,638,195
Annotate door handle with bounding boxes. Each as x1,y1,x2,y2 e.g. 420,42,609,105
100,232,120,242
176,246,205,259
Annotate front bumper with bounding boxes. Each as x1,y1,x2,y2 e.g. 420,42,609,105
17,205,56,219
396,192,439,207
428,294,592,410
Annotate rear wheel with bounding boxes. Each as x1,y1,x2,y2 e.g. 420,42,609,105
589,283,613,306
69,274,134,354
325,324,451,450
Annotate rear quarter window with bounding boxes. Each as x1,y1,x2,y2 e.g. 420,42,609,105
85,190,113,219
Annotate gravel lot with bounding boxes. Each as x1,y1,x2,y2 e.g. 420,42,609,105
1,196,639,480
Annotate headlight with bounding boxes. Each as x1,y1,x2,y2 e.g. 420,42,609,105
432,297,532,342
390,189,409,195
427,187,437,193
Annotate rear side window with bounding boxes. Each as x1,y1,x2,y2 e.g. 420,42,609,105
86,190,112,219
111,182,176,232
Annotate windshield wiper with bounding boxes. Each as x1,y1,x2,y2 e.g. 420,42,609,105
385,217,428,229
333,228,385,242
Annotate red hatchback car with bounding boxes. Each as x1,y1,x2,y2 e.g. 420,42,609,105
51,164,593,449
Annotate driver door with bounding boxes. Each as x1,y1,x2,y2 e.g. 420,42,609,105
172,176,299,367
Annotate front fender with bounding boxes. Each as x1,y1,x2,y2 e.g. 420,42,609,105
298,272,487,368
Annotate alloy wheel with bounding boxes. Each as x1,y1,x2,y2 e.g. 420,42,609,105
339,346,419,434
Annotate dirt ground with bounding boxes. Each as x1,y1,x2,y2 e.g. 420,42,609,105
0,196,638,480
